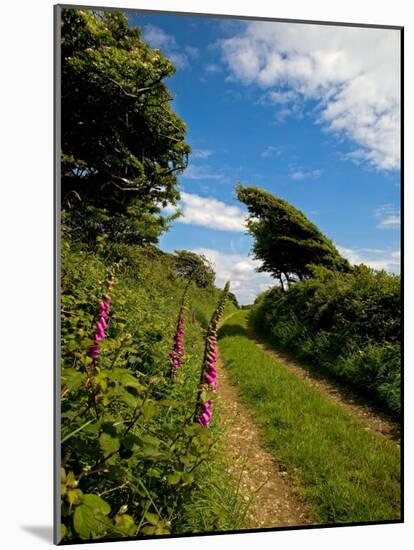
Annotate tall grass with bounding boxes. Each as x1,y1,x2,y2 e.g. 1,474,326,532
219,310,401,524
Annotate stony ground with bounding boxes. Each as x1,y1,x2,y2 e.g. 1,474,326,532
217,357,313,529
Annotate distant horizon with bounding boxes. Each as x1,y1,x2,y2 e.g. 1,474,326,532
127,10,401,304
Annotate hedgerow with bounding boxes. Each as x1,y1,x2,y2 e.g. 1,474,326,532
250,265,401,416
60,233,239,542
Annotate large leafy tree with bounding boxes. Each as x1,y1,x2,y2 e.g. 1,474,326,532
236,185,350,287
60,9,190,244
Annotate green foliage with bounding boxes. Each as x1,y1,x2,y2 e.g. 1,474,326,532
236,185,350,284
175,456,251,533
219,311,401,524
174,250,216,288
60,236,239,542
251,265,401,415
61,9,190,244
227,291,240,309
207,281,231,329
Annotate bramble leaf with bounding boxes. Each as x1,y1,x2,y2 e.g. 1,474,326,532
167,472,181,485
82,494,111,515
113,514,136,536
99,432,120,454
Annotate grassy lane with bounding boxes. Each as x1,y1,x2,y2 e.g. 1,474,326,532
218,310,401,525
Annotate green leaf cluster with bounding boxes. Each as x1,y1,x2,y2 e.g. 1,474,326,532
174,250,216,289
61,9,191,245
60,236,238,542
251,264,401,415
236,185,350,284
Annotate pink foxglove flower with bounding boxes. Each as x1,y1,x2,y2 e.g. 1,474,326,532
88,273,115,367
195,282,230,428
167,317,185,377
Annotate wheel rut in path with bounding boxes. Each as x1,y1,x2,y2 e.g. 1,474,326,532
216,357,313,529
250,329,400,444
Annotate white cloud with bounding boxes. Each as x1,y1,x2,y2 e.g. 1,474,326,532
192,248,274,305
166,192,246,232
219,22,400,171
170,53,191,70
192,149,214,159
379,215,400,229
257,89,303,124
359,248,385,254
181,164,229,183
259,89,299,105
290,167,321,180
337,245,400,273
191,244,400,304
261,145,282,158
142,24,176,50
205,63,222,74
258,90,304,123
185,45,199,59
374,205,401,229
142,25,195,69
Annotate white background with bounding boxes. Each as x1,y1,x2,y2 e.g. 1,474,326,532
0,0,411,548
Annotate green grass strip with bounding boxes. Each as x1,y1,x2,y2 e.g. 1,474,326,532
218,310,401,525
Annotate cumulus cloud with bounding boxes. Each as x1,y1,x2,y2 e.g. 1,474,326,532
259,89,300,105
181,164,229,182
374,204,401,229
142,25,197,69
290,167,322,180
191,244,400,304
192,149,214,159
205,63,222,74
337,245,400,273
258,89,304,122
261,145,282,158
165,192,246,232
219,22,400,170
185,45,199,59
142,24,176,50
192,248,274,305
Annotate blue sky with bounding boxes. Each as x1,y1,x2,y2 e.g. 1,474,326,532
128,12,401,304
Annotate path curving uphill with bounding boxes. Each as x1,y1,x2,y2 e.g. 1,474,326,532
217,355,312,528
217,310,401,526
249,329,400,443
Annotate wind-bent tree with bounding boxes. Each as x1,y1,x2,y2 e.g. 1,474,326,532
236,185,350,288
61,9,190,244
174,250,216,288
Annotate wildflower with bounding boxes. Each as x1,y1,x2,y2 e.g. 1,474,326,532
167,316,185,376
89,343,100,359
167,279,193,377
195,282,230,427
88,272,116,367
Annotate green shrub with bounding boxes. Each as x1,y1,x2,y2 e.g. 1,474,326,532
60,236,238,542
251,265,401,416
219,311,400,524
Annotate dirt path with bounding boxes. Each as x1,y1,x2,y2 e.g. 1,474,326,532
215,313,399,529
217,357,313,529
250,330,400,443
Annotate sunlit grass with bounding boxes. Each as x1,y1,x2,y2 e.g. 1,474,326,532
218,310,401,525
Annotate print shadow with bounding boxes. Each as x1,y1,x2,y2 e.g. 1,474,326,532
21,525,53,543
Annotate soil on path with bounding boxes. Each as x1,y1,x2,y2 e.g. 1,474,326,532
250,330,400,443
217,357,313,529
